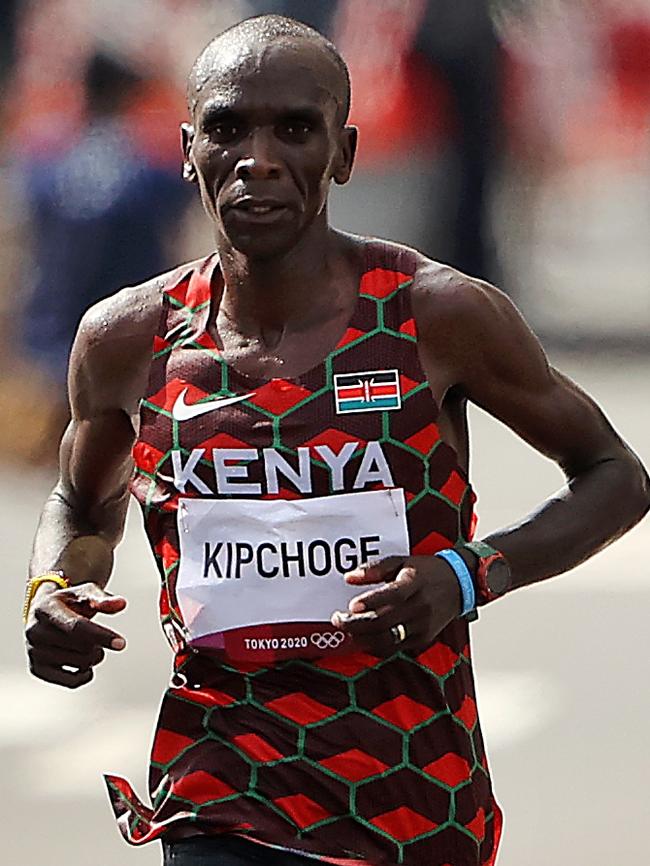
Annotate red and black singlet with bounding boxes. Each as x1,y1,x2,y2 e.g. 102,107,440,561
106,241,502,866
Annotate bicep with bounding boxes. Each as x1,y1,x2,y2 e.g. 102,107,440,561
459,287,627,476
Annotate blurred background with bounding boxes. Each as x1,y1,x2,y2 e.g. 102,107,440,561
1,1,648,864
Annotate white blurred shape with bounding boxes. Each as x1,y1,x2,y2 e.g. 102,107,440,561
21,707,153,800
477,671,562,751
0,672,82,745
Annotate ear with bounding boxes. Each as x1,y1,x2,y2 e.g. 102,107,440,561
180,123,197,183
332,125,358,185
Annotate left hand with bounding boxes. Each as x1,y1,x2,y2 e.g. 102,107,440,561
331,555,464,655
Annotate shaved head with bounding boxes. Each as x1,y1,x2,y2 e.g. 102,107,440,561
188,14,351,125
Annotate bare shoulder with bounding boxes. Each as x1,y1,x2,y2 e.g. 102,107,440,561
410,259,512,335
69,261,201,418
76,279,161,352
75,257,204,350
408,257,551,400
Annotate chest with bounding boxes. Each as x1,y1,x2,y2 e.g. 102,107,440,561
140,272,440,497
131,263,474,562
213,313,353,380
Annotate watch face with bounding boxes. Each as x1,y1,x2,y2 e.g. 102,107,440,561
486,558,511,595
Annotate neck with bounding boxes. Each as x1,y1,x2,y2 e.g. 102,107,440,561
216,221,343,334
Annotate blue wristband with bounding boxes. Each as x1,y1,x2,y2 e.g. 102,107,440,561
434,549,476,617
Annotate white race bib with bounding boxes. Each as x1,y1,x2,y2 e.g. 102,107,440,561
175,488,410,661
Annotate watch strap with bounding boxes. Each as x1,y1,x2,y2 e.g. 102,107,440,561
461,540,500,559
458,540,509,604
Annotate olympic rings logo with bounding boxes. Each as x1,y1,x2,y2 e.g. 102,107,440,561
311,631,346,650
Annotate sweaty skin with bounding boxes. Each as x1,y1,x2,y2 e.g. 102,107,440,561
25,31,650,684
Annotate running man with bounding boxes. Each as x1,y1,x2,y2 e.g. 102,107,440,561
24,15,649,866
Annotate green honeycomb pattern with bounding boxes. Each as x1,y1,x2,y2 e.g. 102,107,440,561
112,261,498,864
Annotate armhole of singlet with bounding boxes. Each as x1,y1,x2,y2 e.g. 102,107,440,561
136,266,194,425
403,267,475,531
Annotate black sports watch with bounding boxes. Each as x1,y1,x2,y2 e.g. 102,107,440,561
459,540,512,605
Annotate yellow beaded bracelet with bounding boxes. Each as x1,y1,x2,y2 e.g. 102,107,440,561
23,572,69,623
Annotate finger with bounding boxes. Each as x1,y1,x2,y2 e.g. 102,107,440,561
34,609,126,650
332,600,422,638
29,662,94,689
61,584,127,617
344,556,406,586
86,596,126,614
352,615,431,656
347,566,419,614
70,617,127,650
26,621,90,651
350,624,410,657
332,608,383,633
30,644,105,670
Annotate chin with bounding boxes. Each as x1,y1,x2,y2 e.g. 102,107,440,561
223,226,303,260
235,239,297,260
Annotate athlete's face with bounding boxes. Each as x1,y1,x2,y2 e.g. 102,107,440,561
182,40,356,259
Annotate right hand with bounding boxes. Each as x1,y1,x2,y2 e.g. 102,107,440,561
25,582,127,688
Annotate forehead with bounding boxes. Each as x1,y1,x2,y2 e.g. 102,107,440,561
191,39,340,120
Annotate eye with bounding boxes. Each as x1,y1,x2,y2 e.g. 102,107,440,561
208,121,241,144
201,112,243,144
278,119,313,143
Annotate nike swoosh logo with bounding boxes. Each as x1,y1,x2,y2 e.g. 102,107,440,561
171,388,255,421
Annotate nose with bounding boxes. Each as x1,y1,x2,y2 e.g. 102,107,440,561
235,128,282,181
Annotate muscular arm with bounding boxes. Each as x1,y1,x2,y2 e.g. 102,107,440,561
415,266,650,591
26,283,160,686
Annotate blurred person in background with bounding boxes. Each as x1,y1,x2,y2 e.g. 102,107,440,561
22,13,649,866
0,0,244,466
246,0,502,281
20,50,191,396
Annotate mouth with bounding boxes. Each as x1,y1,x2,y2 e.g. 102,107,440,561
227,197,291,218
238,202,283,215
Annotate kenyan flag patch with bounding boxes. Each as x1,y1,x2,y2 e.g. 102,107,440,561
333,369,401,414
